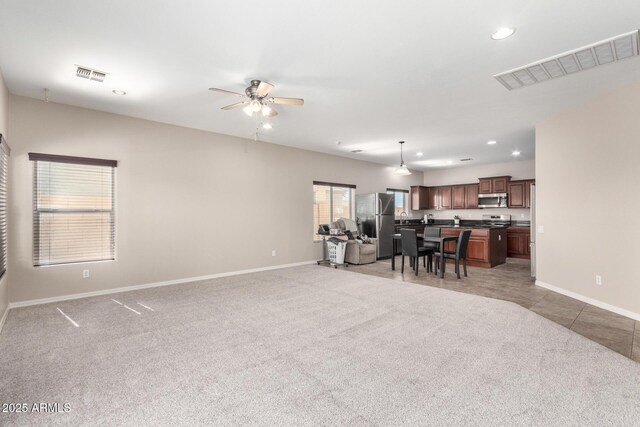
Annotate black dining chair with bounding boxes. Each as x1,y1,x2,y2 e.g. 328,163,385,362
422,226,441,251
400,229,434,276
434,230,471,279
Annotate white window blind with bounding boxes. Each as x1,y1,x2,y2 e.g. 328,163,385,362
30,153,117,266
312,181,356,240
0,135,10,278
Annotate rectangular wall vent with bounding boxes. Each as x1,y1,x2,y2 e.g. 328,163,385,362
494,30,640,90
75,65,108,83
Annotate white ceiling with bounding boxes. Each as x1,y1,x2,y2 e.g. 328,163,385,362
1,0,640,170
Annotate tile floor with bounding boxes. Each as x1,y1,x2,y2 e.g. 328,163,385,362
329,257,639,362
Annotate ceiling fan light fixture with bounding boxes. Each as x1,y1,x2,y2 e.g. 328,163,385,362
250,100,262,112
243,105,254,116
261,105,272,116
393,141,412,176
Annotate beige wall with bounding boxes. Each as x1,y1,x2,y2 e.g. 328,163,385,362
0,72,8,315
423,160,535,221
8,95,425,303
536,80,640,317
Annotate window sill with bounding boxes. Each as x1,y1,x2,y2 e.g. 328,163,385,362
34,259,116,268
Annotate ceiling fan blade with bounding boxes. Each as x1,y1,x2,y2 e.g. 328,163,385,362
221,101,247,110
269,97,304,106
256,81,274,97
209,87,245,97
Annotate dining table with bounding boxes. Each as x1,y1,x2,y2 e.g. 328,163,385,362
391,233,459,278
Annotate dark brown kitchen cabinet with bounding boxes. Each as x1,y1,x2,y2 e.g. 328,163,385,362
508,181,526,208
507,226,530,259
493,177,509,193
465,184,479,209
509,180,535,208
428,187,439,210
479,179,492,194
451,185,466,209
478,176,511,194
410,186,429,210
439,186,452,209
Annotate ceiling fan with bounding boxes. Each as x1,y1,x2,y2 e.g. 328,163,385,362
209,80,304,118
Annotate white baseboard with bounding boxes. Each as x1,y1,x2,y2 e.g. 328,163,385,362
0,304,9,334
9,260,317,309
535,279,640,321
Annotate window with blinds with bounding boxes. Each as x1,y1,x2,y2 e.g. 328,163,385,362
0,135,9,278
387,188,409,216
30,153,117,266
312,181,355,240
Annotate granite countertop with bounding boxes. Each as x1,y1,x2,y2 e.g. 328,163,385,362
394,220,530,230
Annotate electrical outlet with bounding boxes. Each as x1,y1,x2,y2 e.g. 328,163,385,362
520,213,525,219
498,235,501,241
82,269,90,279
537,225,544,233
271,250,276,257
595,275,602,286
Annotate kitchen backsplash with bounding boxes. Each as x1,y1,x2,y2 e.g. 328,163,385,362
406,208,530,221
424,208,530,220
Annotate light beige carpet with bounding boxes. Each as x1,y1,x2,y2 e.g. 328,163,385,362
1,265,639,426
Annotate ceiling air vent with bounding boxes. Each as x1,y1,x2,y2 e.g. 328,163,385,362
494,30,640,90
460,158,473,162
351,149,364,153
75,65,108,83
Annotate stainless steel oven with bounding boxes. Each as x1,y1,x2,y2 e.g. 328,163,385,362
477,193,508,208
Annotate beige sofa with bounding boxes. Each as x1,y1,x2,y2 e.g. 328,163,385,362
332,218,377,265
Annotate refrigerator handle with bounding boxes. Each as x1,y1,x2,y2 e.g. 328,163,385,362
378,198,382,215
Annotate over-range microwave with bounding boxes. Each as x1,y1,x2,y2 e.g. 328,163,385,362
478,193,508,208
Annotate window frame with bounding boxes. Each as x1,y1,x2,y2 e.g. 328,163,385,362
29,153,118,267
313,181,356,241
0,135,10,279
387,188,410,217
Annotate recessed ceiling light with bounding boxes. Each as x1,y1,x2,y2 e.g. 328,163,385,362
416,152,423,157
491,27,516,40
112,90,126,95
512,150,521,156
487,140,497,145
262,123,272,130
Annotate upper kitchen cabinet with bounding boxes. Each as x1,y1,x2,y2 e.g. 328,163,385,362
465,184,479,209
425,186,452,210
478,176,511,194
439,186,452,209
428,187,439,210
410,186,429,210
452,185,466,209
508,179,535,208
508,181,525,208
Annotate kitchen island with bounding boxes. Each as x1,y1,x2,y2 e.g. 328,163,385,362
394,222,507,268
439,226,507,268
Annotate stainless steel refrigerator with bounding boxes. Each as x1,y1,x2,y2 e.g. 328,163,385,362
356,193,395,259
530,183,536,278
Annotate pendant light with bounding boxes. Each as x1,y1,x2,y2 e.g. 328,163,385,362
393,141,412,175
